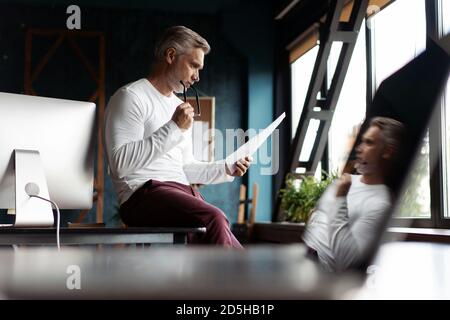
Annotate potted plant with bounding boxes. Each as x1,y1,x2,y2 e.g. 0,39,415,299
279,172,336,223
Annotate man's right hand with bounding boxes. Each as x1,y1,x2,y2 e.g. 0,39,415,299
172,102,194,131
336,173,352,197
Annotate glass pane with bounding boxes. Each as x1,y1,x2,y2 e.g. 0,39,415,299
372,0,426,90
327,41,343,90
442,0,450,35
299,119,320,162
291,46,319,139
396,134,431,218
372,0,430,218
328,20,366,174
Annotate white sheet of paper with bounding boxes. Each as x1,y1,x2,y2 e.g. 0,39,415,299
225,112,286,173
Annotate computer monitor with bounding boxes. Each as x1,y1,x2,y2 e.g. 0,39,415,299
342,34,450,271
0,92,96,227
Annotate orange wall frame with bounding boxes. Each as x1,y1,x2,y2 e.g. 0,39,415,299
24,28,105,223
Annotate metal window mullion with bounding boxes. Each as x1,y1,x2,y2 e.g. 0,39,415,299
365,14,375,113
426,0,446,228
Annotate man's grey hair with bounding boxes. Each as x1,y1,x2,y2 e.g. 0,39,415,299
369,116,406,151
154,26,210,61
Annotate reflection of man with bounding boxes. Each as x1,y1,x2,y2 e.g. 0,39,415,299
302,117,405,271
104,26,251,248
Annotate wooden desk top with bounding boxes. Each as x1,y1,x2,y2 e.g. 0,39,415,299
2,241,445,299
0,244,362,299
0,226,206,234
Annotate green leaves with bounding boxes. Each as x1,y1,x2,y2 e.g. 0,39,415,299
279,172,336,223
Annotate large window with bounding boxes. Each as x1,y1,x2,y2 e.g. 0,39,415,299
289,0,449,227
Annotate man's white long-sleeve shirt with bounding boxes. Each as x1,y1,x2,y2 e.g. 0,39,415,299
104,78,233,205
302,175,391,272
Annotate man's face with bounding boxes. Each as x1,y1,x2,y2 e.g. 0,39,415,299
167,47,204,93
355,125,386,175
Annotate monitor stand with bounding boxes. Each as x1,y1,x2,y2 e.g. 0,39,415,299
11,149,54,227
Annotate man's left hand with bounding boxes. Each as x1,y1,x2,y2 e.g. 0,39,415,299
226,156,253,177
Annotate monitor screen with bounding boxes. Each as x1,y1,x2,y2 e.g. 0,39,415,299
343,35,450,270
0,92,96,212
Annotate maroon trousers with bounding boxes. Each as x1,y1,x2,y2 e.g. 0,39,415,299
120,180,242,249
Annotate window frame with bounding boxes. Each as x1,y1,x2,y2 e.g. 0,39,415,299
287,0,449,229
366,0,450,229
429,0,450,229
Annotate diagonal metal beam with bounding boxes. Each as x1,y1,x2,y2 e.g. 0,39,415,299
289,0,346,173
307,0,368,174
